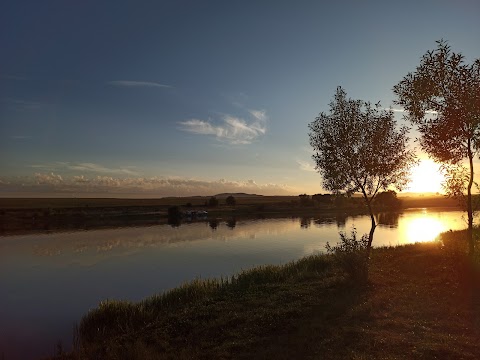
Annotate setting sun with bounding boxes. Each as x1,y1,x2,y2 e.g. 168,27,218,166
407,159,445,194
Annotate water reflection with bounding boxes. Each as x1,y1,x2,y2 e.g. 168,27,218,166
400,209,463,243
300,217,312,228
376,212,400,228
0,210,467,359
226,218,237,229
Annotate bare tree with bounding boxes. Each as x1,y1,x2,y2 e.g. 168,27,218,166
309,87,416,260
394,40,480,257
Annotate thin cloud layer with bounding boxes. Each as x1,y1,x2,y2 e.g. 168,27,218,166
108,80,171,88
297,160,316,172
178,110,267,144
390,108,438,115
30,162,140,176
0,173,294,197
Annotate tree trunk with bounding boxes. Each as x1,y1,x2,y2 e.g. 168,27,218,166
361,189,377,280
467,144,475,257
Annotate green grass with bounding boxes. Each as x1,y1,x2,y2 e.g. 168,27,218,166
50,230,480,360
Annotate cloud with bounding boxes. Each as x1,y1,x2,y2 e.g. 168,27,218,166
30,162,140,176
297,160,316,172
249,109,267,122
34,172,64,185
67,162,139,175
108,80,171,88
390,108,438,115
178,109,267,144
0,173,295,197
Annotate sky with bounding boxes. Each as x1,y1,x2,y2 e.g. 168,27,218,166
1,0,479,197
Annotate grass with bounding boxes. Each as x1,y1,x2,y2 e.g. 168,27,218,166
50,231,480,360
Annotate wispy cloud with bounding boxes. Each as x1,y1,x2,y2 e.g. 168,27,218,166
390,108,438,115
108,80,171,88
178,109,267,144
297,160,316,172
30,162,140,176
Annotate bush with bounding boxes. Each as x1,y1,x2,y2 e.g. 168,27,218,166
208,196,219,207
225,195,236,206
326,227,369,284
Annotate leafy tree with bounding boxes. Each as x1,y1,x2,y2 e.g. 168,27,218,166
394,40,480,257
374,190,401,210
225,195,236,206
309,87,416,261
298,194,312,207
208,196,219,207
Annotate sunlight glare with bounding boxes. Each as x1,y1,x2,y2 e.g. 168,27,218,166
407,159,444,194
404,215,445,243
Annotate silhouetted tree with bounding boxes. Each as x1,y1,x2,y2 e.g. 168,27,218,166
298,194,312,207
309,87,416,262
374,190,401,210
225,195,236,206
312,193,333,205
394,40,480,257
208,196,219,207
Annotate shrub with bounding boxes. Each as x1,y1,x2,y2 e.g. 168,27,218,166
326,227,369,284
225,195,236,206
208,196,219,207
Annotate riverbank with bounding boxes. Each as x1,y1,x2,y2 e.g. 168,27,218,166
51,232,480,359
0,195,460,235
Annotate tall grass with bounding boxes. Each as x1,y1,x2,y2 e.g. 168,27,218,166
76,254,336,347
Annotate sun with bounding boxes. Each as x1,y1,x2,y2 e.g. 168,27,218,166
407,159,445,194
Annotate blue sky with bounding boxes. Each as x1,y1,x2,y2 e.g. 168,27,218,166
1,0,479,197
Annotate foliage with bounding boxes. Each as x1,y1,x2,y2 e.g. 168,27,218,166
394,40,480,256
309,87,416,254
373,190,401,210
208,196,219,207
298,194,313,207
225,195,236,206
312,193,333,204
326,227,369,284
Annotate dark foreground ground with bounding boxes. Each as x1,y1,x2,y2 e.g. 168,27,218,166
49,231,480,360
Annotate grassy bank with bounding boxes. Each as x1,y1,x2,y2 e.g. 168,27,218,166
51,230,480,359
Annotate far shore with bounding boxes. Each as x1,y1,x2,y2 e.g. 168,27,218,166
0,195,462,235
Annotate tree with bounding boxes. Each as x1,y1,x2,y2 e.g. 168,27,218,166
309,87,416,261
374,190,401,210
225,195,236,206
208,196,219,207
394,40,480,257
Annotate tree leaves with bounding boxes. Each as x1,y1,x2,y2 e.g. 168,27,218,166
308,87,416,199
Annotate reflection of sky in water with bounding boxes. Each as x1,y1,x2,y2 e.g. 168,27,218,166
0,210,466,359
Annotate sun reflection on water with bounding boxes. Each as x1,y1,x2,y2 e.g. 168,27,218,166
401,210,463,244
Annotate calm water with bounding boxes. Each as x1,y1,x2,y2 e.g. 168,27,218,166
0,209,467,359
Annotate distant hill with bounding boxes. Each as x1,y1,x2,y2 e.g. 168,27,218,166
214,193,263,198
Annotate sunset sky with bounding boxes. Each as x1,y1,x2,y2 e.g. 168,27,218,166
1,1,479,197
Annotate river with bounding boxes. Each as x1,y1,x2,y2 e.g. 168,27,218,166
0,209,467,359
